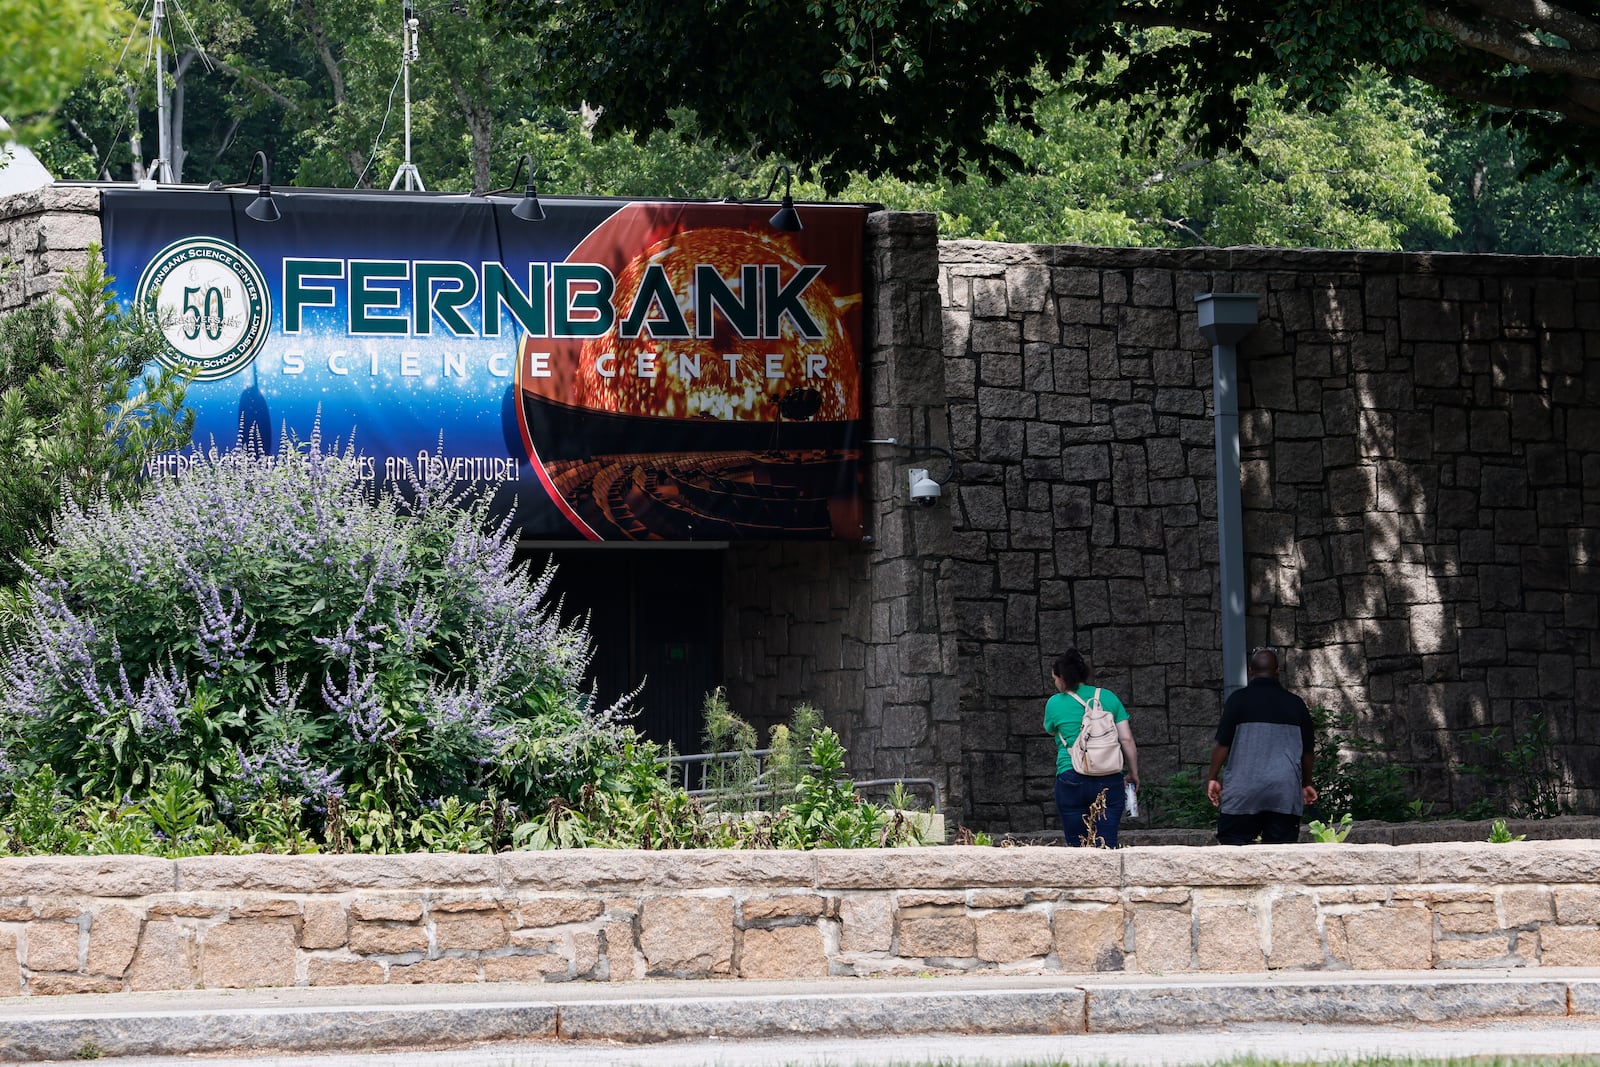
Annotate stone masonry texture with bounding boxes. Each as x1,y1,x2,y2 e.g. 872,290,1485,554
724,211,963,815
716,220,1600,833
0,186,103,313
0,845,1591,995
936,240,1600,829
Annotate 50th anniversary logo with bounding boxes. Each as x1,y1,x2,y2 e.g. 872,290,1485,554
135,237,271,381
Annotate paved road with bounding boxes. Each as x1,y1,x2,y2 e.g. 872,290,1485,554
38,1020,1600,1067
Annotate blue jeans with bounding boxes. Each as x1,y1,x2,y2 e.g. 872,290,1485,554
1055,769,1126,848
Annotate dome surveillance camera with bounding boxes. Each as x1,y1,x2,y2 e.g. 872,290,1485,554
908,468,942,507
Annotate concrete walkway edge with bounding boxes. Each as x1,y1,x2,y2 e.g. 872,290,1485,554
1,973,1597,1062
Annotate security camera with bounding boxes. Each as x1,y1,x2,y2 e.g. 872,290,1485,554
908,468,942,507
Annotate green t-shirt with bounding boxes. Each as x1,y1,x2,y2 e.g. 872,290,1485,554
1044,685,1130,775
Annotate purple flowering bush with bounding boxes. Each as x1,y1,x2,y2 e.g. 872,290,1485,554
0,427,633,849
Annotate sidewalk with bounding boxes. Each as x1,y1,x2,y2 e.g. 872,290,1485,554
1,969,1597,1062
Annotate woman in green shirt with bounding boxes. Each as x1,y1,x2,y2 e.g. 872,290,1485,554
1044,648,1140,846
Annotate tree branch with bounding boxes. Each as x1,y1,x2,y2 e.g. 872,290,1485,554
1425,5,1600,79
209,58,304,113
296,0,348,106
1459,0,1600,50
1153,215,1206,241
1113,8,1241,34
1411,58,1600,125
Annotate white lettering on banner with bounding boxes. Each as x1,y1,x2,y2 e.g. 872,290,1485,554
257,346,831,383
143,453,204,477
148,451,378,479
521,350,835,384
398,451,521,484
262,347,517,379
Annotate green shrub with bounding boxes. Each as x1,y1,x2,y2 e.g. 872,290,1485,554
1311,705,1416,823
0,430,629,844
1308,813,1354,843
766,701,823,803
1487,818,1526,843
0,246,192,589
697,686,761,810
517,720,925,850
1141,768,1214,828
1456,711,1564,821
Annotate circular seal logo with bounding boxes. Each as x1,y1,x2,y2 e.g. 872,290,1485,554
135,238,271,381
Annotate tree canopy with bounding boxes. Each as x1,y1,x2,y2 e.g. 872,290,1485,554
9,0,1600,253
0,0,128,140
515,0,1600,188
839,70,1456,249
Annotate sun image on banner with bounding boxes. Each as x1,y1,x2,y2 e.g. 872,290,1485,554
515,202,864,540
99,189,870,541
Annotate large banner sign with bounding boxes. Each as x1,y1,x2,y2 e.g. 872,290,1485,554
101,189,870,541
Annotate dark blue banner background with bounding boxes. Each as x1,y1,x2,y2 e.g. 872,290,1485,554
101,189,869,541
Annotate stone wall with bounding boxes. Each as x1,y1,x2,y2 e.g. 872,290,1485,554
0,842,1596,994
939,242,1600,829
723,212,963,812
0,186,102,313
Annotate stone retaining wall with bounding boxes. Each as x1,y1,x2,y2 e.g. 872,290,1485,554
1,842,1597,995
0,186,101,313
939,241,1600,828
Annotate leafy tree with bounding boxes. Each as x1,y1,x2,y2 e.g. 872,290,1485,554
1402,86,1600,255
0,0,129,140
21,0,1592,254
841,73,1455,249
513,0,1600,188
0,248,193,586
517,107,760,200
26,73,138,181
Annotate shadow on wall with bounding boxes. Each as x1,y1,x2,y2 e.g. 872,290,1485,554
1238,262,1595,815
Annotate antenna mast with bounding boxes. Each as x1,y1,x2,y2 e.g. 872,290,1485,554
151,0,174,183
389,0,425,190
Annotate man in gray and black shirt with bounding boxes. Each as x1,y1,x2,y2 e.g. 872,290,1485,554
1205,648,1318,845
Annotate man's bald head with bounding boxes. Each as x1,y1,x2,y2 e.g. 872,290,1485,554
1249,648,1280,678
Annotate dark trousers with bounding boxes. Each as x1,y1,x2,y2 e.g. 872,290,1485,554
1216,810,1301,845
1055,769,1126,848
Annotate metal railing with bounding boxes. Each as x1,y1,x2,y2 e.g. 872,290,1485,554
665,748,943,814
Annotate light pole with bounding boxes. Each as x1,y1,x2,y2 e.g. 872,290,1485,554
1195,293,1261,699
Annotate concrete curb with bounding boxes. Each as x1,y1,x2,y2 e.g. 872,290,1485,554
555,988,1088,1043
0,975,1596,1062
0,1003,558,1062
1085,977,1580,1031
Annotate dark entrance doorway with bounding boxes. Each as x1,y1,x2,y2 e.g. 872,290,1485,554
534,547,723,757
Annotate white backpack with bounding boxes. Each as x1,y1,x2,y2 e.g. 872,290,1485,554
1064,687,1123,776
